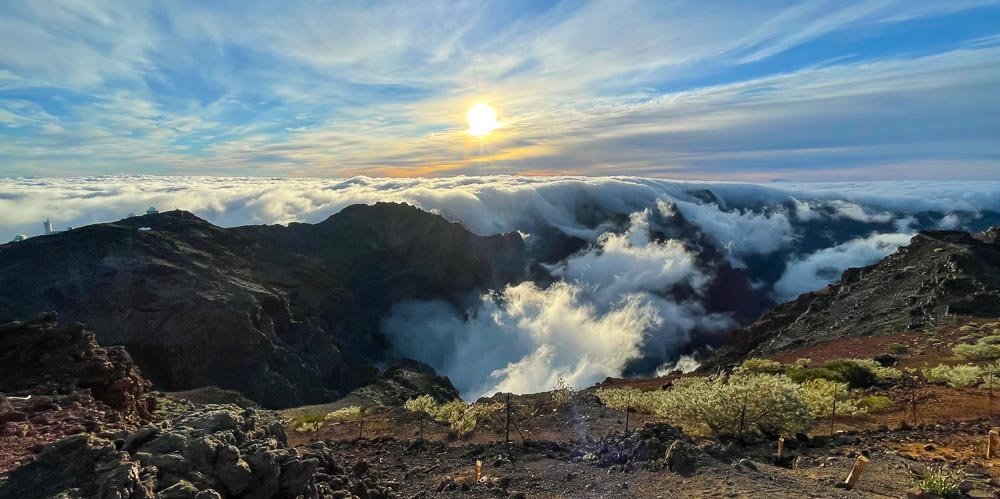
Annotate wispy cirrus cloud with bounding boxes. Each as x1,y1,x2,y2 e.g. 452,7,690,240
0,0,998,179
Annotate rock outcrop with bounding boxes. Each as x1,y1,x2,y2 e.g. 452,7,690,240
0,313,154,423
0,405,393,499
716,228,1000,363
0,314,155,474
336,359,461,408
0,203,525,408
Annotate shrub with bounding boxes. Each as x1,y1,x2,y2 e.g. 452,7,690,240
823,359,879,388
290,412,326,433
404,395,437,415
886,343,908,354
736,358,784,375
666,374,812,437
597,375,812,437
784,366,844,384
979,361,1000,388
859,395,893,413
793,358,812,367
403,396,503,436
822,359,901,388
921,364,982,388
552,377,574,406
593,387,661,414
977,335,1000,345
799,379,865,418
953,341,1000,361
870,364,904,382
914,465,966,497
324,405,363,422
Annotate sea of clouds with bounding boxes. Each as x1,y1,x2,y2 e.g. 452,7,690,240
2,176,998,398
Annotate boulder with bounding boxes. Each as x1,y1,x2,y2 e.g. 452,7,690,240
665,439,699,475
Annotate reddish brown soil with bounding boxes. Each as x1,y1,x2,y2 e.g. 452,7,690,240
280,319,1000,497
0,393,128,474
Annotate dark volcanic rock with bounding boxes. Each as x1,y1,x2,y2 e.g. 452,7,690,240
0,203,526,408
0,313,154,422
336,359,461,407
570,422,695,469
716,228,1000,362
0,404,391,499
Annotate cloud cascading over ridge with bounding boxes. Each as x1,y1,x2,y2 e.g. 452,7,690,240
3,175,997,397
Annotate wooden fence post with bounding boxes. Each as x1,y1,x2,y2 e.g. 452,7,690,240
505,393,511,444
830,390,838,436
844,455,870,488
988,370,994,418
624,392,631,434
737,393,748,438
988,429,999,459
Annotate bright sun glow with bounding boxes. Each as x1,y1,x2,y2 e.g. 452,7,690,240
466,102,499,137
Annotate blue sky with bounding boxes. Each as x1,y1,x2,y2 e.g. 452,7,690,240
0,0,998,180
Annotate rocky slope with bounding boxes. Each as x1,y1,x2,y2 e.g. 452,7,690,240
0,203,525,408
716,228,1000,363
0,314,157,474
0,312,155,422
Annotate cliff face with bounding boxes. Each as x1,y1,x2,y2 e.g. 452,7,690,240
0,203,526,408
716,228,1000,364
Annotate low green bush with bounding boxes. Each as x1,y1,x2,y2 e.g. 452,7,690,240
598,374,813,437
823,359,879,388
953,339,1000,361
859,395,893,413
921,364,982,388
552,377,574,406
735,358,784,374
914,465,966,497
799,379,865,417
821,358,901,388
324,405,363,422
886,343,908,354
290,412,326,433
784,366,844,384
403,396,503,436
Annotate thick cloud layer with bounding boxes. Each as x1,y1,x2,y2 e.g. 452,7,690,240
2,175,997,398
3,176,999,242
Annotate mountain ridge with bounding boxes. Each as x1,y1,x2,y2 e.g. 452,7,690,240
0,203,526,408
713,227,1000,365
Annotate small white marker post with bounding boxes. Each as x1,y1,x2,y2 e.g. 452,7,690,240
475,460,483,482
777,437,785,462
844,455,870,488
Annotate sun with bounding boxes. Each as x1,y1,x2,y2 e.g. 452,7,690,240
466,102,499,137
